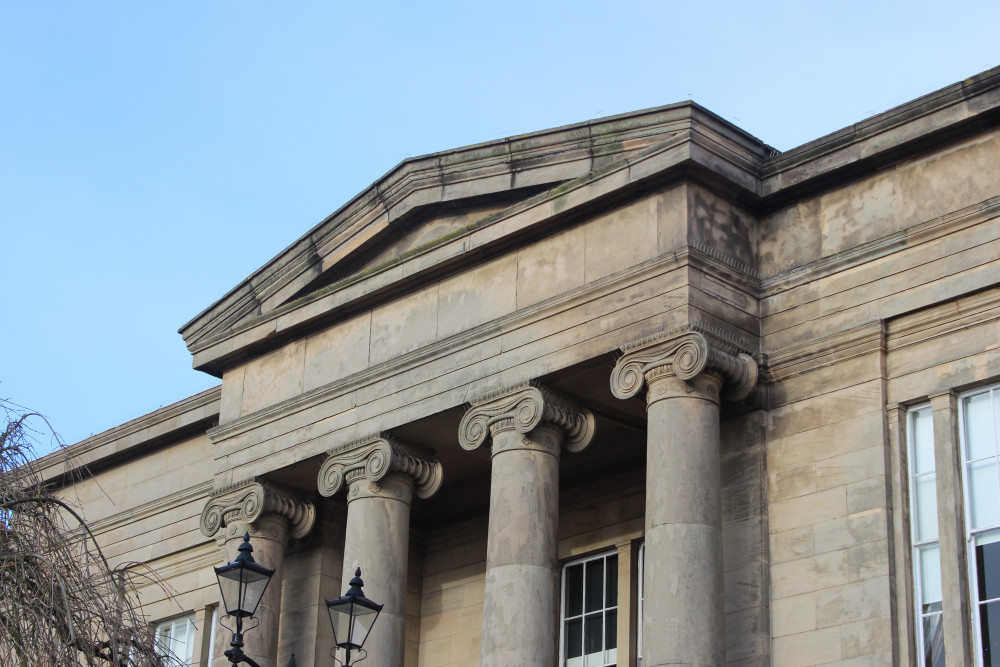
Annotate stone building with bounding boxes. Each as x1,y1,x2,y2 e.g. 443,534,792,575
37,66,1000,667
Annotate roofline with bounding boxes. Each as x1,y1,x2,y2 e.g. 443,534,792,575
760,65,1000,198
179,64,1000,375
36,385,221,485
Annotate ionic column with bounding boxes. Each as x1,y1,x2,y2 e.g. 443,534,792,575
459,382,596,667
200,479,316,667
611,330,756,667
318,434,442,667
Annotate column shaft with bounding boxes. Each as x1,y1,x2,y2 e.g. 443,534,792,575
481,425,561,667
341,474,413,667
643,372,724,667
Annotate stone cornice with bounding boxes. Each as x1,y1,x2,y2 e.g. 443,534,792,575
765,321,884,383
760,65,1000,200
199,184,988,448
317,433,442,499
185,126,771,377
886,283,1000,349
84,480,214,536
38,386,221,485
458,382,596,453
612,329,758,401
199,478,315,539
182,66,1000,380
132,541,223,581
189,131,754,375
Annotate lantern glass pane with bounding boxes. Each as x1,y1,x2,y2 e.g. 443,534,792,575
217,565,271,617
241,568,271,618
328,600,354,647
350,604,379,648
217,570,243,615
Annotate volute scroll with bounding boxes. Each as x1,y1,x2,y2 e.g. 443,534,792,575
458,381,596,453
199,478,315,539
317,433,443,500
611,330,757,401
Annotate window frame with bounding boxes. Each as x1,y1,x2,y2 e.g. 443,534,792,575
907,403,945,666
154,613,197,667
637,543,644,667
559,549,619,667
958,384,1000,667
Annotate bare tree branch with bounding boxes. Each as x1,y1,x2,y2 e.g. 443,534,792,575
0,399,176,666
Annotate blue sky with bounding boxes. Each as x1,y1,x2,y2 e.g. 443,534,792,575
2,1,998,449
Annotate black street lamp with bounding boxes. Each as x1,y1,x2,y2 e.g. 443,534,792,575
214,533,275,667
326,568,383,667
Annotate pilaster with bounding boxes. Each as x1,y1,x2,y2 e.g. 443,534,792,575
930,390,974,666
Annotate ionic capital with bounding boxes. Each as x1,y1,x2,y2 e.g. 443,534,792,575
199,478,316,539
317,433,443,500
458,382,596,453
611,330,757,402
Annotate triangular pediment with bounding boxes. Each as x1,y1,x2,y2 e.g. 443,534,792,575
179,103,740,359
285,185,555,304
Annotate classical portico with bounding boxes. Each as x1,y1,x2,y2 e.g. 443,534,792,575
612,329,757,667
43,68,1000,667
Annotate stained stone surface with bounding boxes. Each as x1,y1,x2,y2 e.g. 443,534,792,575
34,67,1000,667
341,474,415,667
480,427,562,667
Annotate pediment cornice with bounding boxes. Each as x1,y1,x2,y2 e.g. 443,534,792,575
180,103,773,375
184,110,773,376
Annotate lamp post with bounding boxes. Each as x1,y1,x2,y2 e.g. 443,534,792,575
325,568,383,667
214,533,275,667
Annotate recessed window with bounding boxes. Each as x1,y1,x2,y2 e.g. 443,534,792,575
961,386,1000,666
908,404,944,666
155,614,196,666
560,551,618,667
637,543,644,667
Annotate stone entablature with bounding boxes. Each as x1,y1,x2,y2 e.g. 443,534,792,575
317,433,442,500
199,478,315,539
458,381,596,454
37,386,221,486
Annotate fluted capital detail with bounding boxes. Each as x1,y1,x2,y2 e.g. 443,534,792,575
317,433,443,500
199,478,315,539
458,382,596,453
611,330,757,401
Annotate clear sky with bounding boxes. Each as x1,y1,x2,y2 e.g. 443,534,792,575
2,1,998,449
